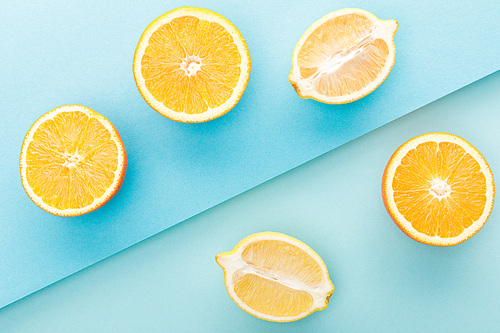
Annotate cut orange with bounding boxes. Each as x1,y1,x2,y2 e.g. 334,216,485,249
20,105,127,217
382,133,495,246
289,8,398,104
133,7,251,123
216,232,334,322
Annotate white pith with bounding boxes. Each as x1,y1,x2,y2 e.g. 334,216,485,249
181,55,202,76
217,233,334,322
62,151,83,168
133,7,251,122
429,178,452,200
20,105,126,217
289,8,398,104
383,133,495,246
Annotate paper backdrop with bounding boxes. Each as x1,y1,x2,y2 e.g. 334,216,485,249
0,0,498,308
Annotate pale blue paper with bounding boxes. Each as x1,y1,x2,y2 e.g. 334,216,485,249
0,0,498,309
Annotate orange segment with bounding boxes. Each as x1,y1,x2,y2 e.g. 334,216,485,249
20,105,127,216
216,232,334,322
134,7,251,123
382,133,494,246
289,8,398,104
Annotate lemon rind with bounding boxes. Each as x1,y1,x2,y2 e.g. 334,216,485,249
289,8,398,104
216,231,334,322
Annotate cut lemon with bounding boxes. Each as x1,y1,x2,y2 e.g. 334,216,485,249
133,7,251,123
289,8,398,104
20,105,127,217
382,133,495,246
216,232,334,322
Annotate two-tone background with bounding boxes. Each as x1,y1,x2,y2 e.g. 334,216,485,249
0,0,499,331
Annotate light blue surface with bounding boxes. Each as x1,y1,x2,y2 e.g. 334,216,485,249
0,0,499,309
0,72,499,332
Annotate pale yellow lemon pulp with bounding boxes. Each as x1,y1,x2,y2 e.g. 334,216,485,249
216,232,334,322
289,8,398,104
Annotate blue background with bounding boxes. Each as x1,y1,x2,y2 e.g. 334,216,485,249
0,72,499,332
0,0,499,316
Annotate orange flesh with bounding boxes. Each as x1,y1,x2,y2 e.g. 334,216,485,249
232,240,323,317
392,141,487,238
25,111,119,210
141,16,241,114
297,13,389,97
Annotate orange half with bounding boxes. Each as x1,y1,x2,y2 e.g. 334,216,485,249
133,7,251,122
382,133,494,246
20,105,127,216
